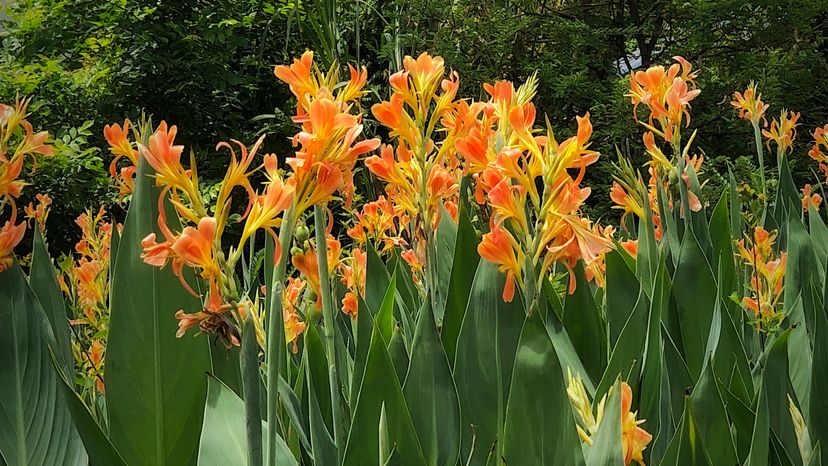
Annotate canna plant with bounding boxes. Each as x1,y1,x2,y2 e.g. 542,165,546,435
2,49,828,466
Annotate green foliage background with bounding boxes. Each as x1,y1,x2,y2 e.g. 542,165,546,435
2,0,827,249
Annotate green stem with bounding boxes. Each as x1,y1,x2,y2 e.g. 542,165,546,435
241,312,263,466
265,204,296,466
313,204,344,461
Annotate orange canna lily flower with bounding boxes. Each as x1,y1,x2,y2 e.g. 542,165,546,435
274,51,316,100
731,82,769,124
802,184,822,211
478,220,523,302
620,383,653,465
172,216,219,278
0,156,25,199
0,216,25,271
763,110,800,154
139,121,186,184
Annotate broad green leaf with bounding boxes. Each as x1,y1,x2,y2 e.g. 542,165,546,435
542,280,596,396
197,376,296,466
808,203,828,284
596,286,649,401
605,250,641,347
672,229,717,379
454,261,523,466
441,205,480,364
57,374,126,465
772,157,800,230
808,274,828,456
209,341,242,396
0,263,86,466
388,324,409,384
28,227,74,376
305,324,333,434
376,271,397,346
639,264,672,465
585,380,624,466
365,244,391,316
760,330,803,465
709,190,736,297
502,310,586,466
350,296,374,404
563,261,606,383
403,300,461,466
434,204,458,321
304,339,336,466
106,156,210,465
342,323,427,466
688,362,738,466
745,379,769,466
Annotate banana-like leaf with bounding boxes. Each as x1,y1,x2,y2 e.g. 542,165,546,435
605,250,641,347
403,300,461,466
672,229,717,380
433,205,458,321
808,271,828,458
388,324,409,384
502,310,586,465
440,205,479,365
0,263,86,466
28,227,74,376
745,378,769,466
342,322,426,466
454,261,523,466
56,373,126,465
760,330,802,464
365,244,391,316
563,261,606,383
596,286,649,401
688,362,738,465
197,376,296,466
106,156,211,465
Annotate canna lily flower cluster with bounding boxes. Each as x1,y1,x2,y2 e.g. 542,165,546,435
130,118,295,346
627,56,700,144
60,207,119,395
274,51,380,215
365,52,467,287
763,110,800,155
808,124,828,183
613,58,708,244
731,82,769,126
0,97,54,270
24,192,52,231
338,247,366,318
567,370,652,465
453,75,611,301
737,226,787,332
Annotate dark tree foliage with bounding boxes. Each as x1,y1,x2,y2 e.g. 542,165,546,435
2,0,827,250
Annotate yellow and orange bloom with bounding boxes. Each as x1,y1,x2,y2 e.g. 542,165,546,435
809,124,828,182
731,82,769,125
292,234,341,309
0,97,54,270
802,184,822,211
763,110,800,155
104,119,139,201
737,226,787,331
478,220,524,302
24,192,52,230
339,247,366,318
627,57,700,142
0,216,25,271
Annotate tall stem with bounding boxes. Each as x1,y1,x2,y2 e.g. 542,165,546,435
265,204,296,466
313,204,343,460
241,311,263,466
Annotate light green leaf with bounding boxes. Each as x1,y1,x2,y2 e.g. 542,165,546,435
0,263,86,466
502,310,586,466
197,376,296,466
106,156,211,465
403,300,461,466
